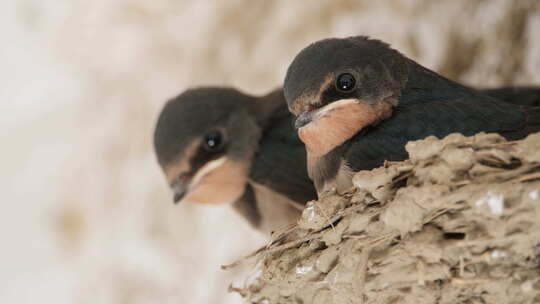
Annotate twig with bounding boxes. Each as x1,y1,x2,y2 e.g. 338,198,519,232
267,224,298,249
228,284,248,297
417,259,426,286
221,246,267,270
343,234,368,240
517,171,540,182
316,201,335,230
354,247,372,304
392,171,413,185
451,278,491,285
223,203,372,270
260,231,325,255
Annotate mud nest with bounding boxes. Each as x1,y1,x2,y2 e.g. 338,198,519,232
226,132,540,304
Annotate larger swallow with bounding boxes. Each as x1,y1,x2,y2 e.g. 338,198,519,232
153,88,316,233
284,36,540,194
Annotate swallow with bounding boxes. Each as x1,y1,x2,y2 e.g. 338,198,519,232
153,87,316,233
283,36,540,194
153,85,538,231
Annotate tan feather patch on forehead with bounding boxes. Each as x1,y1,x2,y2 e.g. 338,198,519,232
290,75,334,115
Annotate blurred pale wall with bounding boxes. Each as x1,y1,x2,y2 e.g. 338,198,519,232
1,1,538,303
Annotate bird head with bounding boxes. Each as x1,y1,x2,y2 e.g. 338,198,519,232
153,88,261,205
284,36,408,157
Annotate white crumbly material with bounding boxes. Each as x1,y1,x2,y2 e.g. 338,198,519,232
476,191,505,216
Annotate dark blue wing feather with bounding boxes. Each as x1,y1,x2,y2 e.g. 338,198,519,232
345,96,532,171
250,110,317,206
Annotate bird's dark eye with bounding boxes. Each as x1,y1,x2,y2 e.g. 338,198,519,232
335,73,356,93
203,130,224,152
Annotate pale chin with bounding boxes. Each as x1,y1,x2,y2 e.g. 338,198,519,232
297,98,392,158
182,157,249,205
298,121,359,158
183,183,245,205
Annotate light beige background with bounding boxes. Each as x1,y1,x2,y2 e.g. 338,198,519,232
2,1,539,303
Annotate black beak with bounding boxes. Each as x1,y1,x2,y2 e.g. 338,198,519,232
172,181,189,204
294,111,314,130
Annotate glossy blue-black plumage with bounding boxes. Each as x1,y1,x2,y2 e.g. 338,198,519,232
345,93,530,172
283,36,540,192
250,95,317,205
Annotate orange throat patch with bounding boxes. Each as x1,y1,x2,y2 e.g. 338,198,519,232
184,157,250,205
298,99,392,158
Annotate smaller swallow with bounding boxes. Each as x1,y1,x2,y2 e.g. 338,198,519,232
284,36,540,194
153,88,316,233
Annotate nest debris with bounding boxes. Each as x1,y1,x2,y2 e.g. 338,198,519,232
227,132,540,304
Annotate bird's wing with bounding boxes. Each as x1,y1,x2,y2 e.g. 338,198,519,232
231,184,261,229
345,96,537,172
480,86,540,107
250,115,317,207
